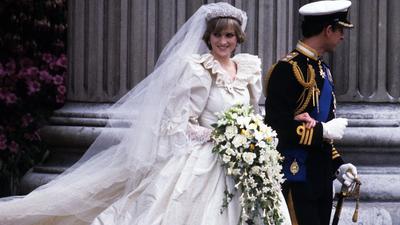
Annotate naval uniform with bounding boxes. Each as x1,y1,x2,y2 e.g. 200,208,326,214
264,41,344,225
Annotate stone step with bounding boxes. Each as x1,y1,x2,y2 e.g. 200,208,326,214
331,201,397,225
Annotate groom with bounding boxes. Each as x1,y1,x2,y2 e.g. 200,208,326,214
263,1,359,224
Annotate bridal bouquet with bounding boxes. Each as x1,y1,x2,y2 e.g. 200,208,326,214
211,104,284,225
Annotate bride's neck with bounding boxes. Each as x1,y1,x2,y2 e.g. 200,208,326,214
212,55,232,67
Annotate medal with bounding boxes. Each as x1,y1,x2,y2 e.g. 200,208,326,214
290,159,299,175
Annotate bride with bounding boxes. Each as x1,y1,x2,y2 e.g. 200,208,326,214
0,3,291,225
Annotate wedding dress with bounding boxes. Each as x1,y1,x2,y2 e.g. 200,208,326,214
0,3,291,225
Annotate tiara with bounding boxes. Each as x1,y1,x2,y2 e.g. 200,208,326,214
205,3,244,24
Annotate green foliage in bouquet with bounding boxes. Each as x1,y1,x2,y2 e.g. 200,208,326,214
0,0,67,196
211,104,285,225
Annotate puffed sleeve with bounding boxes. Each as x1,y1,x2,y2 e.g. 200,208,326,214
234,54,262,113
186,55,214,144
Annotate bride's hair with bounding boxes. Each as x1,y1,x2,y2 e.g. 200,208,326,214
202,17,246,50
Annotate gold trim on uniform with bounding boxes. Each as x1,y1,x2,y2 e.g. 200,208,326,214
289,61,320,115
296,41,319,61
281,52,299,62
317,60,326,79
296,123,313,145
338,21,354,28
332,147,341,159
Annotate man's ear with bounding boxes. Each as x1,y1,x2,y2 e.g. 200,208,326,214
324,25,333,37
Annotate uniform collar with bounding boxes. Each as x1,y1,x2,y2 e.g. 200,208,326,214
296,41,319,61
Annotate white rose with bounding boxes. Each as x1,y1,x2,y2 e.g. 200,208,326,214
251,166,261,175
232,134,247,148
224,125,238,140
242,152,256,165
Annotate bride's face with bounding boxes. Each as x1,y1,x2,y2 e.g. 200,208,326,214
210,26,238,60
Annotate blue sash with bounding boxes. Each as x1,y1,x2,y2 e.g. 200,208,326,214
310,63,333,122
283,62,333,182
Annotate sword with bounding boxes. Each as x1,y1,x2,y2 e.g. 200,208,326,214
332,190,345,225
332,177,361,225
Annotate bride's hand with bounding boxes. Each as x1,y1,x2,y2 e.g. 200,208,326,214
294,112,316,129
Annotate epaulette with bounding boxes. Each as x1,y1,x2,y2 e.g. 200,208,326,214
280,52,299,62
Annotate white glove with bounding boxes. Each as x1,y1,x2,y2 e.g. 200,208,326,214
336,163,358,187
321,118,348,140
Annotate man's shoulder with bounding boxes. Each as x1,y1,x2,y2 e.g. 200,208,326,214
279,51,300,62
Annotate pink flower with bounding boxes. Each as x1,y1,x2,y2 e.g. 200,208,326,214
27,80,41,95
42,53,53,63
57,85,66,95
26,67,39,77
39,70,53,83
9,141,19,153
5,93,17,104
55,54,67,68
21,114,33,127
53,75,64,85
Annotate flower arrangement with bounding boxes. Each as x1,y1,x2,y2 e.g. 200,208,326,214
0,0,67,196
211,104,285,225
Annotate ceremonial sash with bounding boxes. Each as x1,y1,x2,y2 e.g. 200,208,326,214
310,63,333,122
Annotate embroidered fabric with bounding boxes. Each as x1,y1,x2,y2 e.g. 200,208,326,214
187,122,212,144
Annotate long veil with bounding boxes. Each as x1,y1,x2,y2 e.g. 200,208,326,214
0,3,247,225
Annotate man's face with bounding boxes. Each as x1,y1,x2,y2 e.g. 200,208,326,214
325,26,345,52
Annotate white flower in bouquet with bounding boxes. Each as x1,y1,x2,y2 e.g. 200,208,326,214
211,104,284,225
242,152,256,165
232,134,247,148
222,154,231,163
236,116,252,127
225,125,238,140
225,148,235,156
247,122,258,131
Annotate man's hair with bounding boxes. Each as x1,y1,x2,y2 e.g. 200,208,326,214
301,17,342,38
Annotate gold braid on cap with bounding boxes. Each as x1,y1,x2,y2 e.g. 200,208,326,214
289,61,319,116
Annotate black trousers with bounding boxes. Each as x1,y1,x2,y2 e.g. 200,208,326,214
282,181,333,225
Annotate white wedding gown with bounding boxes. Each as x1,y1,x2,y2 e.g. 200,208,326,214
0,53,291,225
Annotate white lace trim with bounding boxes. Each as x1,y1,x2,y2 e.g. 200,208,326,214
187,115,212,144
190,53,261,95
